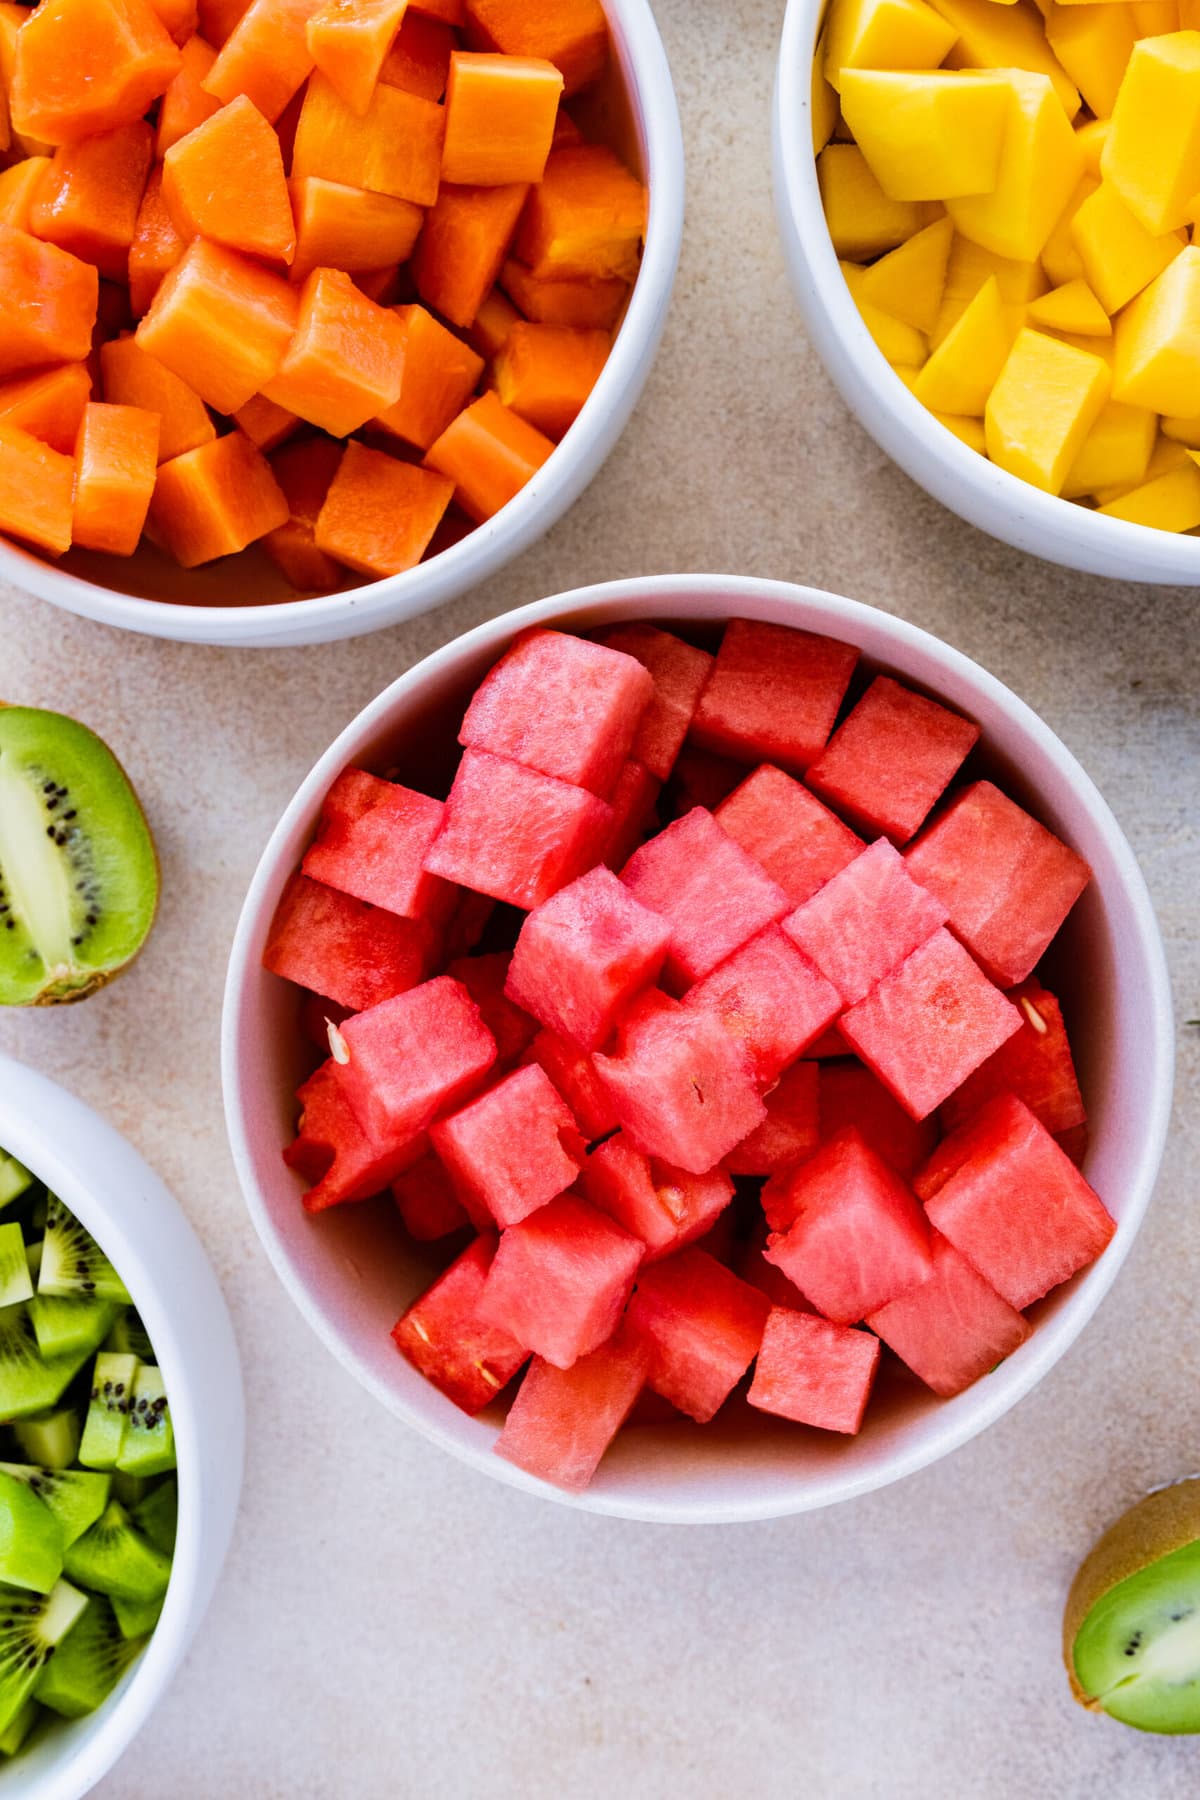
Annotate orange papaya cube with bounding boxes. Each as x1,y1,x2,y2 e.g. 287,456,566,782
516,145,646,283
0,421,75,555
464,0,606,97
100,333,215,462
263,266,407,435
314,440,454,576
492,321,608,439
424,388,553,521
500,256,627,330
0,363,91,455
150,429,288,565
127,167,189,318
11,0,181,145
374,303,484,450
380,10,454,101
30,121,154,284
137,237,298,413
413,181,528,327
163,94,295,264
197,0,250,45
0,224,98,379
156,34,222,157
552,111,584,150
262,433,344,587
442,52,563,187
292,69,445,206
412,0,463,21
353,264,405,304
150,0,199,42
289,177,423,283
203,0,324,124
306,0,408,115
72,400,160,554
0,159,51,232
233,392,299,451
0,4,49,159
469,285,520,358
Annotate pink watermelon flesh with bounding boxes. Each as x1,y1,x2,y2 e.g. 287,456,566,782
806,676,980,846
939,979,1086,1138
726,1060,821,1176
747,1306,881,1433
525,1028,620,1141
459,627,654,797
922,1093,1115,1310
806,1025,850,1058
263,872,434,1011
336,975,497,1146
476,1194,644,1368
663,746,744,818
430,1063,584,1229
839,927,1023,1121
424,749,614,911
866,1231,1032,1398
690,618,859,774
284,1061,422,1212
505,865,671,1052
391,1236,528,1413
915,1088,1019,1202
904,780,1091,986
593,989,767,1174
594,624,713,781
301,767,457,924
600,759,661,871
581,1134,733,1260
620,807,790,990
764,1126,933,1322
626,1248,770,1422
735,1219,815,1310
392,1153,471,1240
445,952,539,1069
1057,1123,1090,1167
494,1325,649,1491
682,924,841,1090
782,838,948,1007
443,890,496,960
715,762,864,905
819,1060,938,1179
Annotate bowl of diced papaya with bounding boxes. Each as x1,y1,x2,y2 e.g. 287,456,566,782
0,0,683,646
775,0,1200,582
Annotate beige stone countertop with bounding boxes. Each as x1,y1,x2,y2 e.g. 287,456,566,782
1,2,1198,1794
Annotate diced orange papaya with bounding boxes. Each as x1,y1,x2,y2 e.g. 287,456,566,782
156,34,222,157
0,364,91,455
380,10,454,100
233,393,300,451
412,180,528,326
197,0,251,45
11,0,182,146
163,94,296,264
0,4,50,158
136,237,299,413
464,0,607,97
469,285,521,358
423,388,553,520
0,159,51,232
500,257,627,329
289,177,423,283
353,264,405,303
515,145,646,283
150,429,289,565
313,439,454,575
412,0,464,21
72,400,161,554
128,167,189,318
442,51,563,186
263,266,407,434
262,432,343,587
292,68,446,205
0,224,98,379
203,0,326,123
307,0,408,115
551,110,584,149
100,332,215,462
491,320,608,439
150,0,200,43
30,121,154,284
374,303,484,449
0,67,9,158
0,421,75,555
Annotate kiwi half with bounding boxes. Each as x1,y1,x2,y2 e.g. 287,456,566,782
0,706,158,1006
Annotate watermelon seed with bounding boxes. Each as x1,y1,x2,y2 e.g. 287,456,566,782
410,1318,431,1345
1019,997,1048,1036
326,1019,350,1064
476,1363,502,1389
691,1079,705,1106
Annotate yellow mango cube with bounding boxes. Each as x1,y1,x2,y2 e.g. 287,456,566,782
824,0,959,92
1027,278,1112,335
1041,175,1099,286
838,70,1012,200
1161,410,1200,443
1130,0,1180,31
860,216,955,331
1071,181,1185,313
1112,243,1200,412
985,326,1111,492
1097,458,1200,527
813,34,839,154
936,412,988,451
1095,431,1190,504
1103,32,1200,233
948,71,1085,262
841,261,930,364
1046,330,1116,361
932,233,1045,344
914,275,1018,412
1061,398,1156,496
933,0,1081,116
818,144,924,258
1075,118,1110,175
1043,0,1136,117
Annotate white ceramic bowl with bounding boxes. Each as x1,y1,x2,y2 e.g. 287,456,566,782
0,0,684,649
0,1055,244,1798
222,574,1173,1524
773,0,1200,584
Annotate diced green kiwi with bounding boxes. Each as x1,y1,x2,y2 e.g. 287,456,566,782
0,1225,32,1310
0,1470,64,1593
131,1478,176,1556
78,1352,139,1471
0,1156,32,1213
38,1200,130,1305
62,1501,171,1605
33,1594,145,1720
116,1367,175,1479
104,1308,154,1362
110,1471,151,1509
0,1581,88,1734
0,706,158,1007
0,1698,42,1757
0,1466,111,1549
0,1307,90,1421
13,1406,82,1472
110,1591,163,1640
29,1290,121,1361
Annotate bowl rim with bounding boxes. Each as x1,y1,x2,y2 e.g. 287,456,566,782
222,572,1175,1524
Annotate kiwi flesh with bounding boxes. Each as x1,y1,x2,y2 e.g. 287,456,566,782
116,1366,175,1479
12,1405,81,1473
0,706,158,1006
0,1307,90,1421
62,1501,172,1605
111,1590,163,1640
78,1352,139,1470
0,1466,111,1549
28,1291,120,1361
0,1470,64,1593
0,1226,32,1310
132,1478,176,1556
0,1698,42,1757
104,1308,154,1362
0,1581,89,1734
0,1157,31,1212
38,1200,130,1304
33,1594,144,1720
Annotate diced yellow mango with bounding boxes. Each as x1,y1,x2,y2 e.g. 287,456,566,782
1041,175,1099,285
1092,431,1188,504
838,70,1012,200
985,326,1111,492
1098,458,1200,526
1027,279,1112,335
1061,398,1156,496
932,0,1081,116
1075,118,1110,175
1130,0,1179,30
860,216,955,331
932,233,1046,344
1112,243,1200,412
1071,181,1185,313
818,144,924,258
914,275,1019,412
1161,410,1200,443
936,411,988,451
1102,32,1200,234
1043,0,1136,116
824,0,959,91
841,261,930,363
948,71,1084,262
813,33,839,153
1043,329,1116,361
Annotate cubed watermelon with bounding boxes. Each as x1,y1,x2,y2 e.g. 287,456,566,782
866,1232,1032,1398
735,1219,816,1310
781,839,948,1006
392,1153,471,1241
806,677,980,846
477,1195,644,1368
336,975,497,1145
626,1248,770,1422
494,1326,649,1491
581,1135,733,1260
263,872,434,1011
391,1236,528,1413
301,766,457,924
726,1060,820,1176
284,1061,422,1212
594,623,713,780
662,746,744,818
806,1025,850,1058
525,1028,620,1140
430,1064,584,1229
819,1060,937,1179
600,759,661,870
715,763,864,904
681,925,841,1089
445,952,540,1069
691,619,859,774
939,980,1086,1138
298,991,353,1054
904,781,1091,986
747,1307,881,1433
764,1127,933,1322
443,889,496,960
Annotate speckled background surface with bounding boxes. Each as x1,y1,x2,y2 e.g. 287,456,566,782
1,1,1198,1794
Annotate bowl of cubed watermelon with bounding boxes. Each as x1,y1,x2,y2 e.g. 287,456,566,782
0,0,683,648
0,1054,243,1795
774,0,1200,583
222,573,1172,1523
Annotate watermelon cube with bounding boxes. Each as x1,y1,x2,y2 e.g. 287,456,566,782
446,952,539,1069
600,759,661,870
476,1195,644,1369
806,677,980,846
866,1232,1032,1399
625,1248,770,1422
581,1135,734,1260
922,1094,1115,1310
391,1236,528,1413
263,872,433,1011
715,763,864,905
505,865,672,1051
284,1061,421,1212
525,1028,620,1140
459,627,654,797
301,767,457,923
819,1060,937,1179
691,619,859,774
939,980,1086,1138
423,749,613,910
392,1153,471,1241
747,1307,881,1433
620,808,790,989
663,746,744,817
904,781,1091,986
443,889,496,960
494,1325,649,1492
593,990,767,1174
781,839,948,1007
839,928,1024,1121
764,1127,933,1322
429,1064,584,1229
298,992,352,1054
594,623,713,780
735,1219,816,1310
681,925,841,1090
726,1060,820,1176
806,1025,850,1058
336,975,497,1145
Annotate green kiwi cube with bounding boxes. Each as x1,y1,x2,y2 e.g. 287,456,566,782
29,1291,120,1361
103,1308,154,1362
0,1465,111,1549
0,1156,32,1213
0,1581,88,1734
33,1595,145,1720
38,1201,129,1306
78,1352,139,1471
0,1226,31,1311
0,1698,42,1757
131,1478,177,1557
0,1307,90,1421
62,1501,172,1605
0,1469,64,1593
13,1405,82,1472
116,1367,175,1479
111,1590,163,1640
